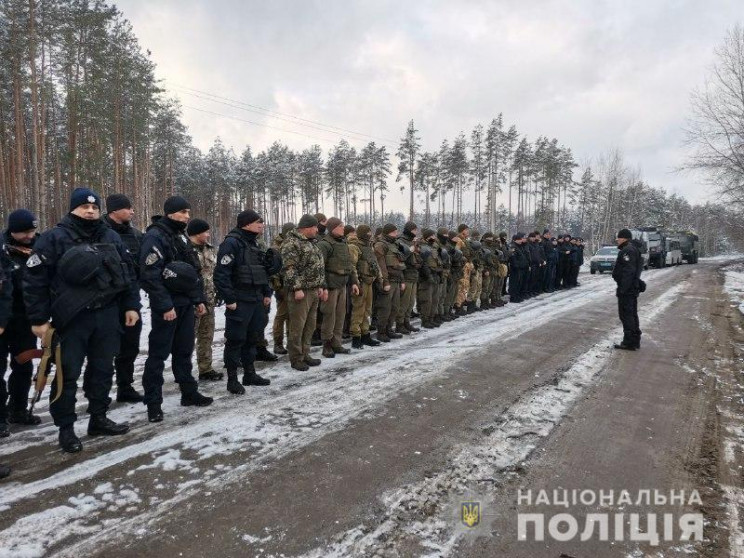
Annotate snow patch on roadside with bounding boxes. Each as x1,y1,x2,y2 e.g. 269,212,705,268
724,264,744,316
298,284,687,557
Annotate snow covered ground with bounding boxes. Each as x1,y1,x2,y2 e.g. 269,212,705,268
0,262,712,557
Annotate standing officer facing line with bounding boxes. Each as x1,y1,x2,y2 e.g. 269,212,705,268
214,210,275,394
140,196,212,423
24,188,140,453
613,228,644,351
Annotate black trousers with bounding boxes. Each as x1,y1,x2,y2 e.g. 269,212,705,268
51,305,120,427
143,303,198,405
0,314,37,421
114,307,142,388
224,301,267,372
509,268,524,301
618,295,642,346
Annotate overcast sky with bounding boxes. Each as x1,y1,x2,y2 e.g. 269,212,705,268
116,0,739,212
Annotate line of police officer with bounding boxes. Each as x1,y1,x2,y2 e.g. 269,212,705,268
0,189,590,475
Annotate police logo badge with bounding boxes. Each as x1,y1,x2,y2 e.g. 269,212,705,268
623,254,630,262
87,195,96,203
27,254,42,268
145,251,159,266
163,268,177,279
221,254,233,265
461,502,481,528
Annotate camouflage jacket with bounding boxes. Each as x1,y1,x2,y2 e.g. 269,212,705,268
348,234,381,286
280,229,326,291
193,242,217,305
269,233,286,291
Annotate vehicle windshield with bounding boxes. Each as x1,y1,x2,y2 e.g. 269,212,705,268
596,247,618,255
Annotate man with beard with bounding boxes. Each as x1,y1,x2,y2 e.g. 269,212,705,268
1,210,41,432
140,196,212,423
103,194,145,402
24,188,140,452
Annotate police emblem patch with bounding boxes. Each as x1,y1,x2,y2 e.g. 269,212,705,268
623,254,630,262
27,254,42,268
461,502,481,528
163,268,177,279
145,251,159,266
87,195,96,203
221,254,233,265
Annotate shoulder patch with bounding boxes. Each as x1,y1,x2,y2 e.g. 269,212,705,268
27,254,42,268
220,254,234,265
145,251,160,266
163,268,177,279
623,254,630,262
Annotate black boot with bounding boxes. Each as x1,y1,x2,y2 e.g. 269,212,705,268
388,328,403,339
255,346,278,362
8,408,41,426
421,319,435,329
198,370,224,382
88,414,130,436
361,333,381,347
273,342,288,355
404,320,420,333
352,336,364,349
116,384,144,403
147,403,164,423
181,391,214,407
613,342,637,351
291,360,310,371
376,329,391,343
332,343,351,354
396,322,411,335
0,463,10,479
59,425,83,453
227,370,246,395
304,355,321,366
242,371,271,386
0,421,9,438
322,341,336,358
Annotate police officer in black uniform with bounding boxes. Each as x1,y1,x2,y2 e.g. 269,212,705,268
24,188,140,453
508,233,529,303
140,196,213,423
0,210,41,429
613,228,644,350
0,255,11,479
214,210,276,395
104,194,144,403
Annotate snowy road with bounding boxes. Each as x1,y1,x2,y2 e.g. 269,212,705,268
1,258,743,557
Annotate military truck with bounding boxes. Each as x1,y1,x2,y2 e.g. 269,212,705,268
675,231,700,264
639,227,667,268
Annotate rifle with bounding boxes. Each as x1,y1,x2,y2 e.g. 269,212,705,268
25,328,63,415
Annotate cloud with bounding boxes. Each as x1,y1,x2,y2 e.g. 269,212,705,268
116,0,740,209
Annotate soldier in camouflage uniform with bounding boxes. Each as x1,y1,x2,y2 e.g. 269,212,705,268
396,221,422,334
418,228,443,328
480,232,497,309
270,222,294,355
348,225,381,349
188,219,223,382
374,223,406,342
468,230,484,310
317,217,359,357
435,229,452,323
280,214,328,371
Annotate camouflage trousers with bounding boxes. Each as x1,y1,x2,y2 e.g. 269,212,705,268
397,281,417,324
350,282,373,337
492,275,505,301
456,262,474,306
194,303,215,374
320,287,347,347
481,273,494,305
272,289,289,345
417,280,439,320
447,272,460,311
469,269,483,303
375,282,401,333
287,289,319,365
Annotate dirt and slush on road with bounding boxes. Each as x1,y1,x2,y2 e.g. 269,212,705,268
1,258,744,558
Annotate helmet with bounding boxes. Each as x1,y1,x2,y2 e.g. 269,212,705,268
162,261,199,293
58,245,103,286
